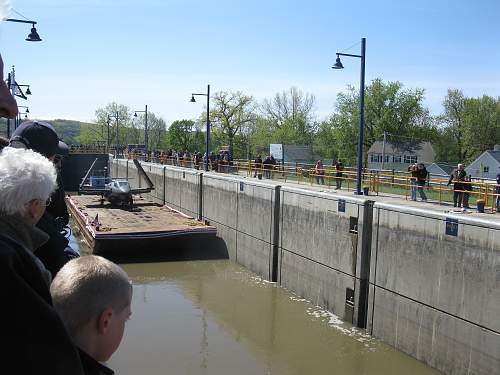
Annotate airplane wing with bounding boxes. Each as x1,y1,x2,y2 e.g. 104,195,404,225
130,187,155,195
79,187,112,195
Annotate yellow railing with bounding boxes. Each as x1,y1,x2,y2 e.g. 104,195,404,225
120,156,500,212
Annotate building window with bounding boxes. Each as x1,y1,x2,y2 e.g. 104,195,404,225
404,155,417,164
384,155,390,163
393,155,402,163
370,154,382,163
483,166,489,173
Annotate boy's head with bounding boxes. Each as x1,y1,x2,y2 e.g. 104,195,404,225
50,255,132,362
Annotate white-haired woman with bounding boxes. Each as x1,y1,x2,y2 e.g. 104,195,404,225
0,148,85,375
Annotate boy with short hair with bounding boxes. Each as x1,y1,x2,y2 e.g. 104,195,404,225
50,255,133,375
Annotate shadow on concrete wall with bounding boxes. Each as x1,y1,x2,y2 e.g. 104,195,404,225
103,235,229,264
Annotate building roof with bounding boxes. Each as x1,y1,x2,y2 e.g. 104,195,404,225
427,162,455,175
367,140,434,156
486,150,500,163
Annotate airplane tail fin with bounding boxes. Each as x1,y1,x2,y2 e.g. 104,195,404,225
133,159,154,189
79,158,99,190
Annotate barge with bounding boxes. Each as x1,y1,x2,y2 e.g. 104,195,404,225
66,194,217,254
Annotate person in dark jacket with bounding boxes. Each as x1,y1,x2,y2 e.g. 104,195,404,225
263,155,272,179
462,175,472,209
254,155,263,178
9,120,78,277
495,172,500,212
448,163,467,207
415,163,428,201
334,159,344,190
408,164,418,201
0,147,84,375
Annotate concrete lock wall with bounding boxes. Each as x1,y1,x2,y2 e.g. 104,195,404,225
108,159,500,375
278,186,371,323
367,203,500,375
202,173,277,279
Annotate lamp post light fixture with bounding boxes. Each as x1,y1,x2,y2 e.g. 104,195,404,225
5,66,32,136
107,112,122,157
17,84,32,95
16,105,29,127
134,105,148,154
5,18,42,42
189,84,211,171
332,37,366,195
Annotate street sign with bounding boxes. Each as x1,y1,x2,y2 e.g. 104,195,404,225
270,144,283,160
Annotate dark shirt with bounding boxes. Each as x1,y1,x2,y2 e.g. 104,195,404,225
35,211,72,278
78,348,114,375
254,157,262,169
448,168,467,189
335,162,343,176
46,174,69,225
416,167,427,185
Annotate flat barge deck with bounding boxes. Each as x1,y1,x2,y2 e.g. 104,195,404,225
66,195,217,254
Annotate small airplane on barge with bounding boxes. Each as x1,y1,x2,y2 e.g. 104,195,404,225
78,158,154,206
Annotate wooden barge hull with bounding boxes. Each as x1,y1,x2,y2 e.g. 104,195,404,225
66,195,217,254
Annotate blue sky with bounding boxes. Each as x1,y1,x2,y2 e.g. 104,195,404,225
1,0,499,123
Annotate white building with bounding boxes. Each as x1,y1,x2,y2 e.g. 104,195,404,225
367,141,436,171
466,145,500,179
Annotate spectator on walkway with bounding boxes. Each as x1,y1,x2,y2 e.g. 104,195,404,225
0,148,84,374
263,155,272,179
315,160,325,185
495,171,500,211
51,255,132,375
254,155,263,179
463,175,472,209
416,163,428,201
408,164,418,201
334,159,343,190
270,154,277,179
448,163,467,208
209,152,216,171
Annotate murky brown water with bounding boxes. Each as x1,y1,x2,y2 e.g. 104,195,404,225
104,260,441,375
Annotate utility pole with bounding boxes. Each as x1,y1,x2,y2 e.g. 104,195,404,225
7,67,15,135
381,131,387,170
144,104,148,153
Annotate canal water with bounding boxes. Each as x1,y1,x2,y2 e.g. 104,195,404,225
70,234,440,375
112,260,442,375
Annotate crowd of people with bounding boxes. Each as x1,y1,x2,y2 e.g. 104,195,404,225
0,54,130,374
131,148,235,172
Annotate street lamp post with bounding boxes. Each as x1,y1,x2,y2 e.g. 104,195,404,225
5,18,42,41
134,105,148,155
107,112,120,157
17,106,29,127
332,37,366,195
190,84,211,172
5,66,31,136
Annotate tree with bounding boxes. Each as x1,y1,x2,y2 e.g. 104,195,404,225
209,91,255,157
438,89,467,161
323,79,435,165
261,87,317,145
144,112,168,151
462,95,500,161
167,119,204,152
80,103,132,147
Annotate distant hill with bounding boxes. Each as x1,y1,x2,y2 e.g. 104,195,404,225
0,118,94,145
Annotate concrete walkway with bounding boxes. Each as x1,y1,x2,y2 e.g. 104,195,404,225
232,172,500,223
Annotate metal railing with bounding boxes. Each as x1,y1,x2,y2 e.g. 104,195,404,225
118,155,500,213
